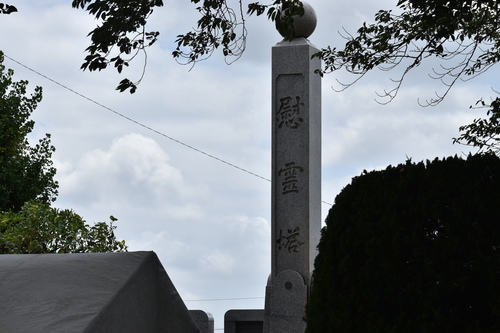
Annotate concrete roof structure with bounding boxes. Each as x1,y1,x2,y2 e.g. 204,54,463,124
0,251,200,333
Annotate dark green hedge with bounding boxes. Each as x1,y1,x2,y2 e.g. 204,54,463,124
305,154,500,332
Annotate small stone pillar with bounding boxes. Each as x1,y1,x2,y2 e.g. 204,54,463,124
264,2,321,332
189,310,214,333
224,309,264,333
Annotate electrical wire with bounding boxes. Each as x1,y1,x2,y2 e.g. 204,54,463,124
4,53,329,331
3,53,332,206
184,297,264,302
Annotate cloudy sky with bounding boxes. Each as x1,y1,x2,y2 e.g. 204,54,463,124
1,0,492,329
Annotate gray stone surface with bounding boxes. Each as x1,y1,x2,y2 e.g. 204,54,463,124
265,270,308,332
224,310,264,333
277,1,317,38
264,32,321,332
190,310,214,333
271,37,322,289
0,252,201,333
271,37,321,288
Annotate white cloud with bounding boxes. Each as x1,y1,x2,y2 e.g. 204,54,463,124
56,133,207,206
201,249,236,274
2,0,497,329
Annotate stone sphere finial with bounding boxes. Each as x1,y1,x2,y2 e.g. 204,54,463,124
277,1,317,39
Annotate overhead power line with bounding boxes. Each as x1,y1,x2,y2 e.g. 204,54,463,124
184,296,264,302
3,53,333,206
3,53,270,182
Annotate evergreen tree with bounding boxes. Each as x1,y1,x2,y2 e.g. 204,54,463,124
306,154,500,332
0,52,58,212
0,53,127,253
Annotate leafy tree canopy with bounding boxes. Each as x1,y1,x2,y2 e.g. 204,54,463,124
0,53,127,254
70,0,303,93
315,0,500,154
0,3,17,14
306,153,500,332
69,0,500,153
0,201,127,254
0,52,58,212
318,0,500,102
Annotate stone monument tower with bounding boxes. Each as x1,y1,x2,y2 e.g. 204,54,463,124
263,2,321,332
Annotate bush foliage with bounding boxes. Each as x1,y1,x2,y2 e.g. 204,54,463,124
0,201,127,254
0,52,58,212
0,54,127,254
306,154,500,332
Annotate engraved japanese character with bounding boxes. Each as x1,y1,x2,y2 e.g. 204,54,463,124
278,162,304,194
277,96,304,129
277,227,305,253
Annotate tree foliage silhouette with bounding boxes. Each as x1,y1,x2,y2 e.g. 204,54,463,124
306,154,500,332
0,52,58,212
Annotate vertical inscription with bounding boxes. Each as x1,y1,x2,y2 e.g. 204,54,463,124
277,227,305,253
266,35,322,333
276,74,305,132
278,162,304,194
277,96,304,129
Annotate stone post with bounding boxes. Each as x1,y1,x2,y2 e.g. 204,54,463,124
264,2,321,332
